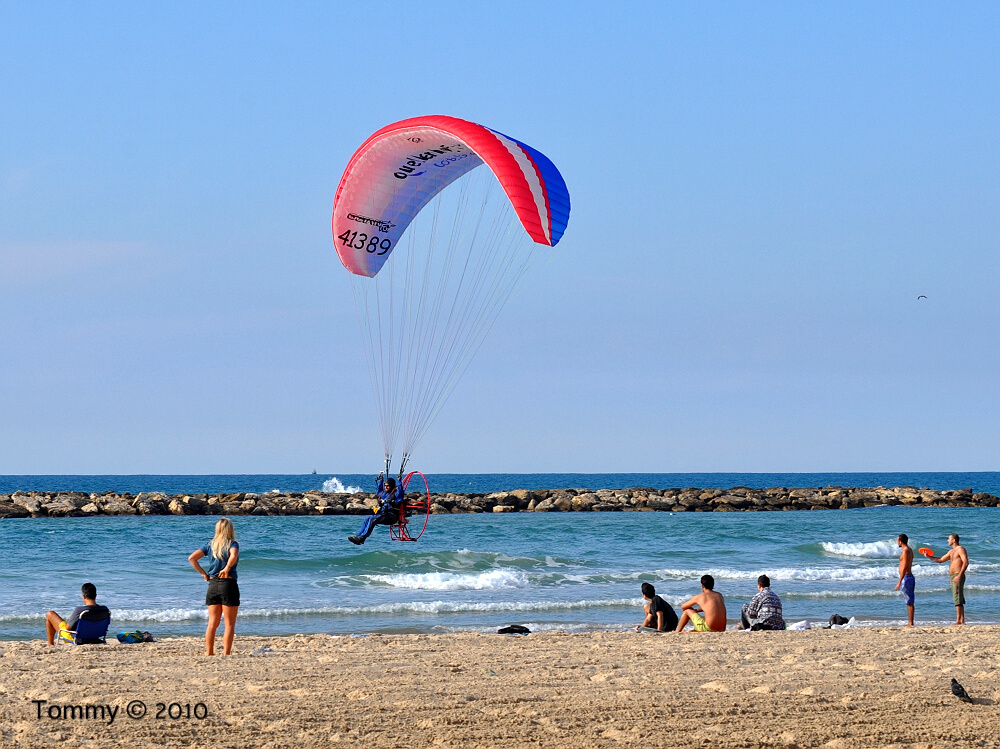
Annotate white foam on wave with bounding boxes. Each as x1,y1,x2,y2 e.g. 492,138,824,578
787,584,1000,598
653,564,954,583
0,607,216,623
3,607,213,624
266,598,639,616
0,612,46,623
365,569,529,591
464,561,998,587
783,588,947,599
819,540,900,558
2,598,640,624
113,607,206,622
322,477,362,494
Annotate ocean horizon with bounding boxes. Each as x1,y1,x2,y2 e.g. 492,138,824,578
2,471,1000,496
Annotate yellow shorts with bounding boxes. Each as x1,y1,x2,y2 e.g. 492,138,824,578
57,621,74,644
687,611,711,632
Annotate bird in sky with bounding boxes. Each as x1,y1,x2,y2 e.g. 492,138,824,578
917,295,927,300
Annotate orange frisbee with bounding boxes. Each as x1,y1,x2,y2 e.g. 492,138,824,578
918,547,934,557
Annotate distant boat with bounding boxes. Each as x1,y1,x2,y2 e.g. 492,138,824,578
311,469,317,474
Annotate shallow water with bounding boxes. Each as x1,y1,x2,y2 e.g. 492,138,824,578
2,505,996,640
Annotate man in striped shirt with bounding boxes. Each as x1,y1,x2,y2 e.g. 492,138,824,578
739,575,785,631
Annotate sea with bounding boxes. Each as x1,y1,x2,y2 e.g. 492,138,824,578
2,473,998,640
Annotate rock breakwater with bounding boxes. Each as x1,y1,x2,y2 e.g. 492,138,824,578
0,486,996,518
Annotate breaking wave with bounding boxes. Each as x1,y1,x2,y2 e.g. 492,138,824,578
364,569,529,591
0,598,640,623
322,477,362,494
651,565,954,582
819,540,900,558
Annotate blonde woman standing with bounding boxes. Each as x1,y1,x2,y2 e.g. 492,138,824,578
188,518,240,655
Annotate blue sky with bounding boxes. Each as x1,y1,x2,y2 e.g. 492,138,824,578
1,2,997,473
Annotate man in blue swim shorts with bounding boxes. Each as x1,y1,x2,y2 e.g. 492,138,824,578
895,534,915,627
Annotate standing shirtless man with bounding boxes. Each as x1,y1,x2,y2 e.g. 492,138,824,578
894,534,915,626
676,574,727,632
930,534,969,625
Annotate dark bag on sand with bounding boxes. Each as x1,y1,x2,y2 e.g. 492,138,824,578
829,614,850,627
497,625,530,635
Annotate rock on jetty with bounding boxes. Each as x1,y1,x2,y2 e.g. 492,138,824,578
0,486,997,518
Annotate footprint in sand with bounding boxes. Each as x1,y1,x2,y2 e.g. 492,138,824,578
600,727,638,741
699,681,730,693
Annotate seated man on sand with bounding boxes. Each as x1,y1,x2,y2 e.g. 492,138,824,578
635,582,679,632
45,582,111,645
676,575,726,632
738,574,785,630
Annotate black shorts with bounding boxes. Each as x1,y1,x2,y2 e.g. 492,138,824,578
206,578,240,607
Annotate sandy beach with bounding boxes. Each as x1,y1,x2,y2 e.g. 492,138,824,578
3,627,1000,748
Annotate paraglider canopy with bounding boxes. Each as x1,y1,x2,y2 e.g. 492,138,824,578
333,115,569,277
333,116,570,470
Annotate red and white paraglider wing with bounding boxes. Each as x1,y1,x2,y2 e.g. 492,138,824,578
333,115,570,277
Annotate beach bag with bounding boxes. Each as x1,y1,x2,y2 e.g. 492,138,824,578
497,625,530,635
117,630,155,643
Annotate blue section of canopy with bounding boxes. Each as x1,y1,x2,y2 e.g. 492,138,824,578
511,137,571,246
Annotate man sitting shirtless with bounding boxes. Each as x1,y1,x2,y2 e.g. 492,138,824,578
676,574,727,632
929,533,970,625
